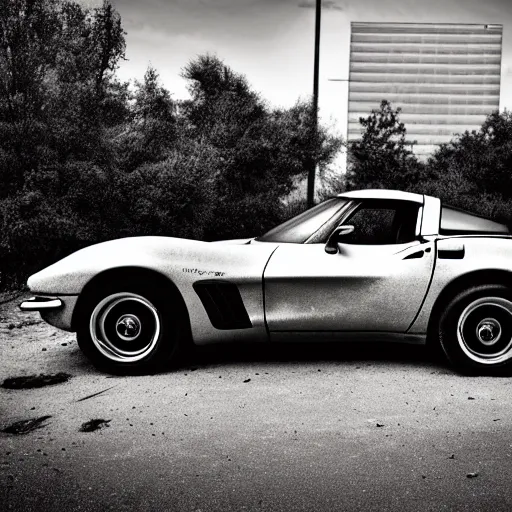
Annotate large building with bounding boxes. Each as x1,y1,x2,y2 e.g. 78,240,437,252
348,22,503,157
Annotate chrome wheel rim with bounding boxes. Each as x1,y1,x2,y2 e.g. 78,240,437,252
457,297,512,365
90,292,161,363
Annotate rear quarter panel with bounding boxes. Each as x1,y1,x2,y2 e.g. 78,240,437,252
409,236,512,334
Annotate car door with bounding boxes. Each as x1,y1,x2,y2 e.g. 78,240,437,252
263,200,435,334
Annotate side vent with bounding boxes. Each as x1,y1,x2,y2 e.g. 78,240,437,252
193,281,252,330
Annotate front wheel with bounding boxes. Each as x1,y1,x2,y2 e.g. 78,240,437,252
77,282,184,374
439,284,512,375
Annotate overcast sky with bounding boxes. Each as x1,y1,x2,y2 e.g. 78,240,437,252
82,0,512,141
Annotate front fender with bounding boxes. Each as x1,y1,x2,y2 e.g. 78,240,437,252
27,236,278,345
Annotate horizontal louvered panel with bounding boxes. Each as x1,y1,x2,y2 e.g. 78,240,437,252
348,133,468,144
409,145,446,155
350,72,500,84
351,53,502,65
349,103,496,115
351,43,502,54
352,23,502,36
349,82,500,94
348,123,483,136
349,92,499,105
349,113,488,125
348,22,502,157
352,33,502,45
350,62,501,75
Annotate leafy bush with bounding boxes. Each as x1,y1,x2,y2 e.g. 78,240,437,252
346,100,423,191
419,111,512,227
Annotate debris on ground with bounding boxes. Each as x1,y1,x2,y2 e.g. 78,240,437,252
6,318,43,329
80,419,111,432
467,472,479,478
243,379,251,383
76,385,117,402
2,416,52,435
2,373,72,389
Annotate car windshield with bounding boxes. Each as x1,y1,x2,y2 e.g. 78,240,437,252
256,198,349,243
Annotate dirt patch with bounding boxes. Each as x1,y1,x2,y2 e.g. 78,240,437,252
2,372,72,389
2,416,52,435
0,291,24,306
6,318,43,329
80,419,111,432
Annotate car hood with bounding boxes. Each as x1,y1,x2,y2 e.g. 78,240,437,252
27,235,278,295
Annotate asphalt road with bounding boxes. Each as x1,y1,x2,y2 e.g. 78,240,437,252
1,294,512,511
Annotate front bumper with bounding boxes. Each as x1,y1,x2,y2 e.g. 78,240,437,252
19,295,79,332
19,296,63,311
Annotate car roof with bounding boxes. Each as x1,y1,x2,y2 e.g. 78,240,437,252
337,189,424,204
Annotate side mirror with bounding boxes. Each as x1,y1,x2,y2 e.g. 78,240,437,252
325,225,355,254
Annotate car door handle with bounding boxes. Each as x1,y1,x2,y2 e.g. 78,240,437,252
438,241,465,259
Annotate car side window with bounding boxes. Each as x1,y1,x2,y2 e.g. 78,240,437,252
340,202,419,245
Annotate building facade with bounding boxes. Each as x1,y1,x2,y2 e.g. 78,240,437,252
348,22,503,157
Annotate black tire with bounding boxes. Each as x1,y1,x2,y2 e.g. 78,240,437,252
76,278,186,374
438,284,512,375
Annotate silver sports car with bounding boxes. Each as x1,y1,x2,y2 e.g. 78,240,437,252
20,189,512,375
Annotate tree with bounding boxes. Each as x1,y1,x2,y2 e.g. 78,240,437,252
0,0,128,195
180,54,342,239
0,0,129,286
425,110,512,199
117,66,177,171
346,100,422,190
417,110,512,226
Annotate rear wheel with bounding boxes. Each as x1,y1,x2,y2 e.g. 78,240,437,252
77,280,185,374
439,284,512,375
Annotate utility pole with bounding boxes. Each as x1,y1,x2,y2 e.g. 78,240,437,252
307,0,321,208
